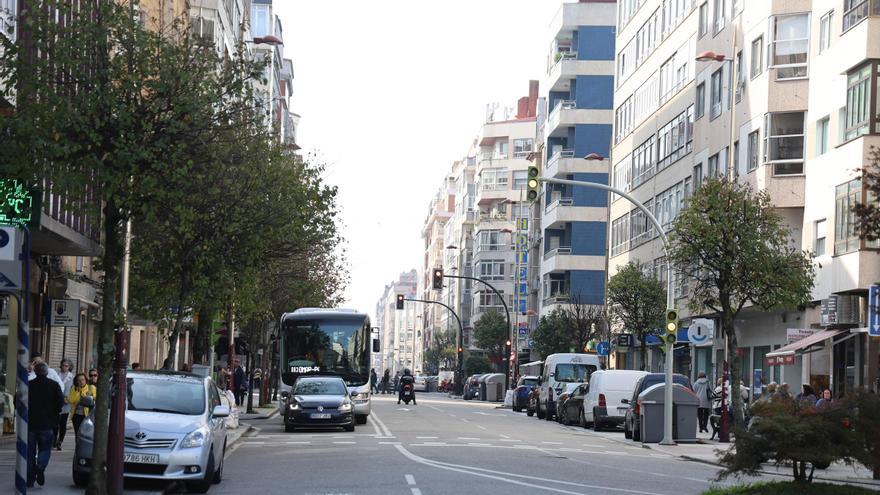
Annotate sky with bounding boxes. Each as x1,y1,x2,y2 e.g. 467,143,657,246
274,1,563,315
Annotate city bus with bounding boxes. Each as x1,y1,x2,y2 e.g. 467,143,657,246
278,308,377,424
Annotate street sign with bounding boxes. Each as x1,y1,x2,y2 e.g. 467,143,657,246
687,318,714,346
596,341,610,356
50,299,81,327
518,299,526,313
786,328,814,343
869,284,880,337
0,179,40,228
765,355,795,366
518,218,528,230
516,234,528,246
517,252,527,264
518,327,529,336
0,226,21,290
616,334,633,348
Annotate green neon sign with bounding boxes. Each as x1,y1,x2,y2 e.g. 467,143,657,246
0,179,41,228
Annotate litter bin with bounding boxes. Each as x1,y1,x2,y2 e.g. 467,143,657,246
478,374,490,401
485,374,506,402
426,378,437,393
638,383,700,443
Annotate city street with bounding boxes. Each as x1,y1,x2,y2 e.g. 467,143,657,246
211,393,775,495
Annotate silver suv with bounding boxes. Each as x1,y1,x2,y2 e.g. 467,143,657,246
73,371,229,493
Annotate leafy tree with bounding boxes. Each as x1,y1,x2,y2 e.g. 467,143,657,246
669,178,815,425
530,304,605,360
532,309,573,358
473,309,508,361
607,261,666,371
842,390,880,480
424,332,456,373
464,353,493,374
854,147,880,243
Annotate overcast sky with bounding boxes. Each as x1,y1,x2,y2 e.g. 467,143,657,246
274,1,562,314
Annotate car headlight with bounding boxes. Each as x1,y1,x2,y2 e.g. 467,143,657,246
180,427,209,449
78,419,94,441
288,402,301,411
353,392,369,401
338,402,352,412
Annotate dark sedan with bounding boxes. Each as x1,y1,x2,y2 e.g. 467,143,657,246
557,383,589,426
513,375,539,412
284,376,355,432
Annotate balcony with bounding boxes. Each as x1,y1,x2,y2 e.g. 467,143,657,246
547,58,616,92
545,100,613,138
540,249,605,275
544,197,574,213
542,200,606,230
543,246,572,261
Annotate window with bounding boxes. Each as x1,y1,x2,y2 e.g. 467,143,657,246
770,14,810,79
615,97,634,143
251,5,270,37
844,62,876,140
477,230,503,251
478,260,505,281
659,48,689,105
713,0,726,34
611,214,631,256
476,291,506,310
657,106,695,169
710,68,723,119
733,140,740,175
512,170,528,189
632,136,656,188
834,179,862,255
699,3,709,38
630,199,652,247
494,140,509,159
693,163,704,190
816,116,830,155
708,153,719,177
843,0,869,31
512,202,529,219
480,168,508,191
819,11,833,53
747,130,760,171
735,51,745,101
656,182,685,230
635,12,660,66
750,36,763,79
513,139,533,158
695,82,706,119
764,112,805,175
613,158,632,193
814,219,827,256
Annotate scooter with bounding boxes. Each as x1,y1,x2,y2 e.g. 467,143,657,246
400,383,415,405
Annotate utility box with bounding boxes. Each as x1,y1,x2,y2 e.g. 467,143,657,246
638,383,700,443
485,374,506,402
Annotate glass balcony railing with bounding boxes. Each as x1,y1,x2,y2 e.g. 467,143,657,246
547,148,575,168
543,246,572,260
545,197,573,213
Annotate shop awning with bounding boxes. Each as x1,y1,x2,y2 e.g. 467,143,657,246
765,329,847,358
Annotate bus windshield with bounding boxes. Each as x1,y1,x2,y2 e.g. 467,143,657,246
281,317,369,387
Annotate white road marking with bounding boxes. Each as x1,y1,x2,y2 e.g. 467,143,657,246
499,439,521,442
499,434,511,439
398,408,411,411
458,437,480,440
475,425,487,430
393,444,663,495
541,441,563,445
415,436,438,439
333,441,356,444
285,441,310,444
405,474,416,485
426,405,443,412
378,441,401,445
370,410,393,437
467,443,493,447
411,489,423,495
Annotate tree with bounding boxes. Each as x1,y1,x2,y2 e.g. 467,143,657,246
843,390,880,480
0,4,263,492
531,304,605,360
607,261,666,371
669,178,815,425
464,353,493,374
424,332,456,373
854,147,880,243
532,309,573,359
473,309,508,362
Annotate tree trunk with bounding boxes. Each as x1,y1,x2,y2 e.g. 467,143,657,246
87,204,123,495
639,337,647,371
246,349,255,414
163,281,191,370
191,306,211,364
725,311,745,427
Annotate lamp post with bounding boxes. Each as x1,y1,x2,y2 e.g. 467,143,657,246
539,152,678,445
696,48,737,444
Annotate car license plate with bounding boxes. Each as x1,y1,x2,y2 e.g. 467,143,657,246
310,413,331,419
123,453,159,464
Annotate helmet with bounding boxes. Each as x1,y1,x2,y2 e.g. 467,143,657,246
404,368,412,376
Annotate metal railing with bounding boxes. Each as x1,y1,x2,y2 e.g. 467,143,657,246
551,99,577,116
544,197,574,213
547,148,575,168
542,294,571,305
543,246,572,260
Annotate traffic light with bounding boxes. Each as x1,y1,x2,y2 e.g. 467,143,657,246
432,268,444,290
396,294,405,310
665,309,679,344
527,166,540,201
458,347,463,353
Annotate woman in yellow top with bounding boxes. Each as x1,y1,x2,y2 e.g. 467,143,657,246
67,373,96,439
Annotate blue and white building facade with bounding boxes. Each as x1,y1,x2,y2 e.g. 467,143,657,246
537,0,617,316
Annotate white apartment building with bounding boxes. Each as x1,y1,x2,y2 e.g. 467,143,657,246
609,0,880,397
441,156,477,348
420,182,455,369
374,270,420,375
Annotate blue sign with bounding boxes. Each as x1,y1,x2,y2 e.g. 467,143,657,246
518,283,527,295
518,266,528,281
596,341,610,356
518,299,526,313
753,369,763,395
870,285,880,337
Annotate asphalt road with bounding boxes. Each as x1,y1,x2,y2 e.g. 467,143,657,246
208,393,778,495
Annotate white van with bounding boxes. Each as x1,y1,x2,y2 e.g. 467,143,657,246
536,353,599,421
582,370,648,431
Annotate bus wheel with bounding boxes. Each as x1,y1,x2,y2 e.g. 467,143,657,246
356,415,368,425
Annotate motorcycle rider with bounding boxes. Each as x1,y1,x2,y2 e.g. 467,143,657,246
398,368,416,405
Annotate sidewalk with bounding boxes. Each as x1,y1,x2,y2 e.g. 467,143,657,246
642,431,880,488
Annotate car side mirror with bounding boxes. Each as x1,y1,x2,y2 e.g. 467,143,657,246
373,339,380,353
79,396,95,408
280,391,290,400
212,405,230,418
620,398,630,404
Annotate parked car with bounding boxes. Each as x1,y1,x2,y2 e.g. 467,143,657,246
623,373,692,441
555,382,585,423
536,353,599,421
73,371,229,493
413,375,427,392
513,375,539,412
526,386,540,417
463,374,485,400
557,383,590,426
581,370,648,431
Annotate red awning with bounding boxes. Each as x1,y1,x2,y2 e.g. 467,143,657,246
765,329,847,358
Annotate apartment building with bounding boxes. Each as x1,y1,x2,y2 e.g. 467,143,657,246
375,270,420,376
441,156,477,348
421,182,455,366
609,0,880,396
535,0,616,327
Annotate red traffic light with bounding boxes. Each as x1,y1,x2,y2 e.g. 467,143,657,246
396,294,405,310
505,340,511,346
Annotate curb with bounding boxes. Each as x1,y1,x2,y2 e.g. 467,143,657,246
677,454,880,487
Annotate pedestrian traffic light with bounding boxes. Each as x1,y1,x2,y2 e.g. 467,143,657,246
665,309,679,344
527,166,540,201
432,268,444,290
396,294,405,310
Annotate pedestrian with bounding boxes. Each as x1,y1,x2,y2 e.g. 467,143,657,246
28,353,63,388
693,372,712,433
28,362,64,487
776,382,791,399
88,368,98,386
68,372,96,439
370,368,378,394
393,371,401,393
253,367,263,390
232,359,246,406
381,369,390,394
796,384,817,406
55,358,74,450
815,389,834,410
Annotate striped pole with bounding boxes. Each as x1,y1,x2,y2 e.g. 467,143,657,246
14,293,28,495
